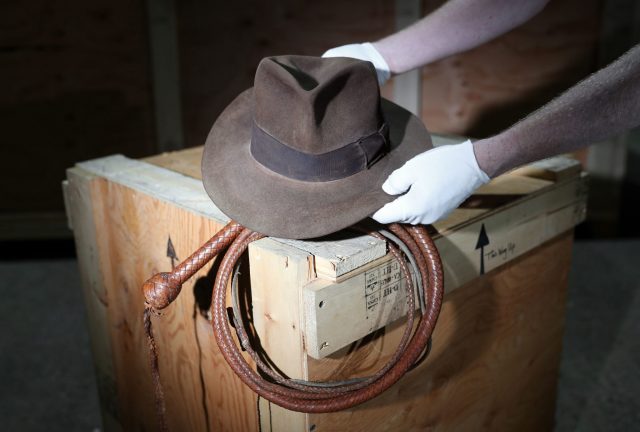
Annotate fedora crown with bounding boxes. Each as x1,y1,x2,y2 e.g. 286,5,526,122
253,56,384,155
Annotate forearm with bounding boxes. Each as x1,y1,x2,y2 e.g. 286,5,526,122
473,44,640,177
373,0,550,74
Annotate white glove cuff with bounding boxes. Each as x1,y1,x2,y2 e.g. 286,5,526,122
461,139,490,185
360,43,391,84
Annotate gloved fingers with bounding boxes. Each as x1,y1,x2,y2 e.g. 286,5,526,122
381,163,415,195
371,200,402,224
371,190,416,224
321,43,391,85
322,44,363,60
374,140,492,226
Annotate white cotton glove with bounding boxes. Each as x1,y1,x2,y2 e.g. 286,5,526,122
322,42,391,86
372,140,490,225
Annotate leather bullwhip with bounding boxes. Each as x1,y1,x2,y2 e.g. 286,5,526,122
143,221,443,426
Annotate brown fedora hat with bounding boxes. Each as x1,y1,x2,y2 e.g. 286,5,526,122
202,55,432,239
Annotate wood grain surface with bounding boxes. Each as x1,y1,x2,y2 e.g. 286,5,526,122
65,168,122,431
66,171,259,431
249,238,315,431
306,232,574,432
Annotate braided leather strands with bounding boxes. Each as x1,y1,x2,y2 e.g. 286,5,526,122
142,221,445,415
143,221,244,310
220,228,416,398
211,223,444,413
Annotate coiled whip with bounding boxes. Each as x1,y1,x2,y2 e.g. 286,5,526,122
142,220,444,429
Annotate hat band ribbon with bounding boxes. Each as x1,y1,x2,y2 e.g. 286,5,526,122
250,122,389,182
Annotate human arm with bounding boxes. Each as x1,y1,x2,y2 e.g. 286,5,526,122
474,42,640,177
373,0,550,74
373,43,640,224
323,0,551,83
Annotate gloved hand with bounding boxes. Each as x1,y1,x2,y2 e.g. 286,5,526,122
322,42,391,86
372,140,490,225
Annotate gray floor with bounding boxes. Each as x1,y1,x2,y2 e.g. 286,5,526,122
555,240,640,431
0,259,100,431
0,240,638,431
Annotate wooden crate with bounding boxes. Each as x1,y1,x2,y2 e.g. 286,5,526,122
63,135,587,431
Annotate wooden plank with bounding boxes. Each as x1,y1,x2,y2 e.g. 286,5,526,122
306,232,574,432
278,234,387,281
249,238,314,431
64,167,122,431
430,174,553,232
303,173,587,358
423,174,583,284
304,255,418,359
509,156,583,182
144,146,204,180
435,172,574,237
77,155,229,223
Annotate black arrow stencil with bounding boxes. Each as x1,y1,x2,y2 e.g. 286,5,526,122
475,223,490,275
167,236,178,269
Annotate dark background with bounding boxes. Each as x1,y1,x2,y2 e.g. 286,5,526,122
1,0,639,430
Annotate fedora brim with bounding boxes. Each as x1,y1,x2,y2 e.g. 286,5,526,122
202,88,433,239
